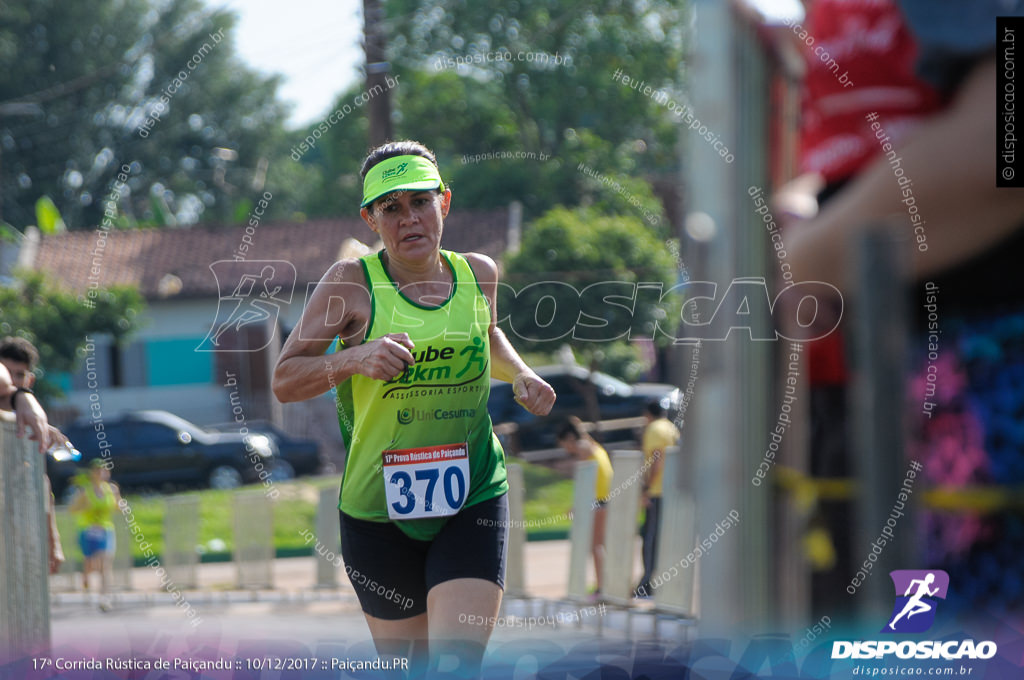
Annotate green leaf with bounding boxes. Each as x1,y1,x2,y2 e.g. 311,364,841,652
0,222,21,244
149,192,176,227
34,196,66,234
232,198,254,224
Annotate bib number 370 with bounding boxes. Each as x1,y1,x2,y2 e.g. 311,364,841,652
382,444,470,520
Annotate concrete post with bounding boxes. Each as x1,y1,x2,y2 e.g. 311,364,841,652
567,460,598,600
852,229,911,622
653,447,696,615
601,450,644,605
504,464,526,596
684,0,774,632
164,494,199,589
315,487,340,588
110,509,133,591
0,421,51,658
234,490,274,589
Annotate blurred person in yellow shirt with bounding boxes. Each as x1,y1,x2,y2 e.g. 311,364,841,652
636,401,679,598
69,458,121,611
557,416,613,598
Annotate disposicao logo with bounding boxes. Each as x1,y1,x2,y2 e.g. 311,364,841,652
883,570,948,634
831,569,997,661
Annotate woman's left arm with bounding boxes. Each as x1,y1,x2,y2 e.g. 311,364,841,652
465,253,556,416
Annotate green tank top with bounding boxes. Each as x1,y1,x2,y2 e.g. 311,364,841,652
74,480,116,530
336,250,508,541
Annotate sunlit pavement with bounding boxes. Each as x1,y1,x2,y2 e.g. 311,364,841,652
46,540,691,658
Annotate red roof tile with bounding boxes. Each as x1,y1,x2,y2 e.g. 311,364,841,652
31,209,510,300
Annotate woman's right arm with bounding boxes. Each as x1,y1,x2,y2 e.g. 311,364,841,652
273,260,416,403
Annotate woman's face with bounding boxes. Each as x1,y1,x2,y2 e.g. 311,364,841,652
361,188,451,261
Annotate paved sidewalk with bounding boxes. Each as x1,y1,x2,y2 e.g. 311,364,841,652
43,598,690,680
47,539,692,653
51,539,581,600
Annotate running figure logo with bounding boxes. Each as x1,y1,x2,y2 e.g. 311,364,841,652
455,337,487,378
197,260,296,352
882,570,949,634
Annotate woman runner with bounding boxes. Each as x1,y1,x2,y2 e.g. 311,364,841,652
69,458,121,611
273,140,555,675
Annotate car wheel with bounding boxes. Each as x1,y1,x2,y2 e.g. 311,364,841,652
208,465,243,490
268,460,295,482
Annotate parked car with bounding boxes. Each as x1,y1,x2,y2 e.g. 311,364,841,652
205,420,322,477
50,410,281,501
488,365,681,455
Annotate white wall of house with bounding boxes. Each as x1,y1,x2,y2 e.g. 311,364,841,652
143,298,220,337
146,296,306,338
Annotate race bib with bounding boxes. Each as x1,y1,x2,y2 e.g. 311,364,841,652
382,443,470,520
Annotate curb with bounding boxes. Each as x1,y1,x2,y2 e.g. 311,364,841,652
123,533,571,567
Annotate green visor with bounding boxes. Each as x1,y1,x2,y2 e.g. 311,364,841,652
361,154,445,208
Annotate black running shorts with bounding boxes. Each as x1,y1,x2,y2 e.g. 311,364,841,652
339,493,509,619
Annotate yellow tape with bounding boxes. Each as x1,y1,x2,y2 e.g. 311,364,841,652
922,486,1024,513
772,466,1024,513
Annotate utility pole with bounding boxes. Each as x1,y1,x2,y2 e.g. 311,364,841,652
362,0,393,147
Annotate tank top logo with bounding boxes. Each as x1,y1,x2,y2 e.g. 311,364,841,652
382,338,489,399
386,362,453,385
397,406,478,425
455,337,487,377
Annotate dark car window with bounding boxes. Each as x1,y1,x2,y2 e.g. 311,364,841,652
487,384,516,422
128,422,184,448
66,422,129,456
543,376,589,411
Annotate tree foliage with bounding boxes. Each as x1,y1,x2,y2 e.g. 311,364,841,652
0,270,144,403
385,0,685,164
296,0,685,225
500,206,678,374
0,0,296,231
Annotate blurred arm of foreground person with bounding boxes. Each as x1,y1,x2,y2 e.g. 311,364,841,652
787,57,1024,291
0,360,51,453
